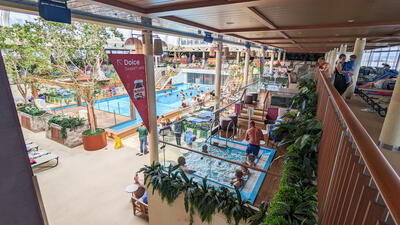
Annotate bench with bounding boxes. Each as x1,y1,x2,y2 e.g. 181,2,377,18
131,196,148,218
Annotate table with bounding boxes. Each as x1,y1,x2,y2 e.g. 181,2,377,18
125,184,139,194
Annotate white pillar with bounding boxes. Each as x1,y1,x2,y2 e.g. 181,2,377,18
215,41,222,109
277,50,281,62
270,51,275,73
1,10,10,27
339,44,347,55
343,38,366,99
330,48,338,75
282,51,286,64
236,51,240,64
243,50,250,85
396,54,400,72
379,79,400,151
142,20,158,163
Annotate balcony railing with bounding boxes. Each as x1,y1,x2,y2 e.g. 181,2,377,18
316,71,400,225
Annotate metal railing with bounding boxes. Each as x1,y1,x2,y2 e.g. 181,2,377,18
316,70,400,225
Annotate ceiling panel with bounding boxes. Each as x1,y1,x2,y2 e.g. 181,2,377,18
254,0,400,27
285,26,400,38
120,0,201,8
159,5,263,30
240,31,284,39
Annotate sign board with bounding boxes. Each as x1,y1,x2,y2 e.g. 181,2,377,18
108,54,150,129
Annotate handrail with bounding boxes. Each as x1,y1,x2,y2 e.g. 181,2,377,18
318,71,400,224
261,91,270,119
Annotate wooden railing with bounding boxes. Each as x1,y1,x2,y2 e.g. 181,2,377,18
316,71,400,225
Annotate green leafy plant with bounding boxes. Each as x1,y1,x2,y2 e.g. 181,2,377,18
17,103,46,117
264,79,321,225
48,115,85,139
139,163,259,225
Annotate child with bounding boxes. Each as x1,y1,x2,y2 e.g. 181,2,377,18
231,169,244,188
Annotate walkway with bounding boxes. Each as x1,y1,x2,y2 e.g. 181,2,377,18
348,95,400,174
24,129,148,225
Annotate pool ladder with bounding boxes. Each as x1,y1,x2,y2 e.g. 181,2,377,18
206,119,236,149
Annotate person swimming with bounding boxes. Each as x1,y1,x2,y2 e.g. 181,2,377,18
231,169,244,188
177,156,195,173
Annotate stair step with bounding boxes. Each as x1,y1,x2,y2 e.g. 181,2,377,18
239,113,264,121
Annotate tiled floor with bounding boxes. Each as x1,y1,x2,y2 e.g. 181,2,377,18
24,128,149,225
347,94,400,175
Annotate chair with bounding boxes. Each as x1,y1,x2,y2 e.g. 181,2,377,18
265,107,278,124
131,196,149,218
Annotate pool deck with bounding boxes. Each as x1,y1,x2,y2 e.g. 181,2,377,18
53,105,131,129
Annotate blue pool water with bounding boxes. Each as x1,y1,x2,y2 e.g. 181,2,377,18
103,83,212,131
53,83,213,131
184,138,276,204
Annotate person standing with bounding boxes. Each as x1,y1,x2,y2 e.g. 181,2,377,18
245,121,264,156
334,54,349,95
137,124,148,156
342,55,356,87
317,57,332,81
174,116,184,146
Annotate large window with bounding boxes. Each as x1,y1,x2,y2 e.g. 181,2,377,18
361,46,400,69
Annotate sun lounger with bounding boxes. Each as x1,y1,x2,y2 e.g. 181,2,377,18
26,143,39,151
28,150,49,159
31,153,59,168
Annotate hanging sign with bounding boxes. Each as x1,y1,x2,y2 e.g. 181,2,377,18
108,54,150,129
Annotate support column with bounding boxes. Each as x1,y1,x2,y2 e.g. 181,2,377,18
236,51,240,64
270,51,275,73
243,50,250,85
259,53,264,77
142,18,158,163
130,99,136,120
277,50,281,62
396,53,400,72
214,41,222,109
379,77,400,151
339,44,347,55
282,51,286,64
330,48,338,75
343,38,366,99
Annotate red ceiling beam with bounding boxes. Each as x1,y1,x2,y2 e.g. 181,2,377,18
148,0,258,14
91,0,146,13
159,16,220,33
248,34,400,41
220,21,400,33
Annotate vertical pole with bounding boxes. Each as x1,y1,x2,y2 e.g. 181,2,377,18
215,41,222,109
277,50,281,62
202,51,205,66
330,48,338,75
130,99,136,120
339,44,347,55
282,50,286,64
113,110,117,125
142,17,159,163
270,51,275,73
243,49,250,85
259,54,264,77
379,74,400,151
236,51,240,64
343,38,366,99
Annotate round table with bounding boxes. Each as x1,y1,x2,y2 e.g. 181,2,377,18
125,184,139,193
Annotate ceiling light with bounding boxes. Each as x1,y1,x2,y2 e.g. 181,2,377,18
226,22,234,25
347,19,355,23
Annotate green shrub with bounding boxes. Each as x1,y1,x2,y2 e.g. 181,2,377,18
264,79,321,225
83,128,104,136
139,163,265,225
48,115,85,139
17,103,46,116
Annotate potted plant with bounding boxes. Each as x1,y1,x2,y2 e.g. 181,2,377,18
46,115,88,148
17,103,49,132
43,20,122,150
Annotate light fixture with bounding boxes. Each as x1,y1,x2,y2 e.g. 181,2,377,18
347,19,355,23
226,22,234,25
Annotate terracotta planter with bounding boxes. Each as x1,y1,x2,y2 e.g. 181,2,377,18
82,130,107,151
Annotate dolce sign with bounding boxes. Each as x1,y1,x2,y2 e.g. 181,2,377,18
124,59,140,66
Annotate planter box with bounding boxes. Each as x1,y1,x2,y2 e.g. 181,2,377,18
46,123,89,148
82,130,107,151
148,190,248,225
18,111,51,132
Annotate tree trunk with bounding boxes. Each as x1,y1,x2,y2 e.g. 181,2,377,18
86,102,97,133
31,83,39,99
76,93,82,106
